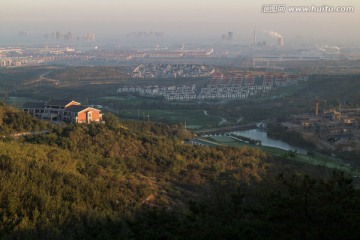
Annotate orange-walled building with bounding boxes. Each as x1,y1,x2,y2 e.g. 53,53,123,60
64,105,102,123
23,100,102,123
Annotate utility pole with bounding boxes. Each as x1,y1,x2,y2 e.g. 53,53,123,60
315,96,326,116
339,104,342,119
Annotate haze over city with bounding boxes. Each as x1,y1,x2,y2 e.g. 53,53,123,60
3,1,360,239
1,0,360,44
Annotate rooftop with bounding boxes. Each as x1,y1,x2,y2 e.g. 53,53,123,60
45,100,80,107
23,102,45,109
64,105,89,113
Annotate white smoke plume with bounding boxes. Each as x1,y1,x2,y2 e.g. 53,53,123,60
265,30,284,46
266,30,282,38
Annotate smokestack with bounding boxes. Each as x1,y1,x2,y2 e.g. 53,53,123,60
253,29,257,45
266,30,284,47
278,37,284,47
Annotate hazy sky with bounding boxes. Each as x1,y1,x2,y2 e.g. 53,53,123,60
1,0,359,43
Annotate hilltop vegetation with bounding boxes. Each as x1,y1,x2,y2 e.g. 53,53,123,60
1,103,360,239
0,101,51,135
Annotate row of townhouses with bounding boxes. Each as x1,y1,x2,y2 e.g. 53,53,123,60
198,72,308,99
130,64,215,78
0,56,55,67
117,84,197,101
117,72,309,101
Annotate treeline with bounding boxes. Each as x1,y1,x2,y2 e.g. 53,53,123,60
1,104,359,239
47,66,128,83
0,67,46,91
267,123,316,150
130,172,360,240
0,101,51,135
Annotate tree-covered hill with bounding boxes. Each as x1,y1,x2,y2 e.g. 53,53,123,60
0,101,51,135
1,103,360,239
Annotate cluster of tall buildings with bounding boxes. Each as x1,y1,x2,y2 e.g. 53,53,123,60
43,32,96,41
17,31,28,38
219,29,285,47
83,33,96,41
127,32,164,38
221,31,233,41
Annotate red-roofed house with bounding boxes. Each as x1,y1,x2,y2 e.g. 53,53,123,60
23,100,102,123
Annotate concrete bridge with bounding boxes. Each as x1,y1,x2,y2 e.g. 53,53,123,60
194,124,256,135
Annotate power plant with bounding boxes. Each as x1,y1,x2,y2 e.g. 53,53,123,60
254,30,284,47
267,30,284,47
278,37,284,47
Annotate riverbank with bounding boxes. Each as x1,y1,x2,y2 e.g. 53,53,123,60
200,135,360,176
232,128,306,153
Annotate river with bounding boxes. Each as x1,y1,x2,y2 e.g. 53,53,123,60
232,129,306,153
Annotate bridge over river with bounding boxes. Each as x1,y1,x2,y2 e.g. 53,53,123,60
194,124,257,135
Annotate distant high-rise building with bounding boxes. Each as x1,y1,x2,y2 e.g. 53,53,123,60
221,31,234,41
84,33,96,41
253,29,257,45
64,32,72,41
56,32,61,40
17,31,27,38
228,31,233,41
154,32,164,37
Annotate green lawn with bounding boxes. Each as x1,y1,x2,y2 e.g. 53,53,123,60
206,136,247,147
2,97,38,108
120,108,222,129
94,95,159,105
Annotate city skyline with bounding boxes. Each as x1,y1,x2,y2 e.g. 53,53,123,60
1,0,360,44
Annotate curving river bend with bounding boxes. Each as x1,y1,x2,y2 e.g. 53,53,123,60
232,129,306,153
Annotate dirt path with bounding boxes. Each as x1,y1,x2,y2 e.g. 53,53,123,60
25,71,60,86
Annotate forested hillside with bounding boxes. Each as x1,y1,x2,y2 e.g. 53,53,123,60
1,103,360,239
0,102,51,134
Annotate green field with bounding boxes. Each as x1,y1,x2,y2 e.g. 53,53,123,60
95,95,162,106
205,136,248,146
119,108,222,129
93,96,228,129
2,96,38,108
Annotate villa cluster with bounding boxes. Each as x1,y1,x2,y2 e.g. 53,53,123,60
117,84,197,101
130,64,215,78
117,72,308,101
198,72,308,100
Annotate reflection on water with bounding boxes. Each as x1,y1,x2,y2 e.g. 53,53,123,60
232,129,306,153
